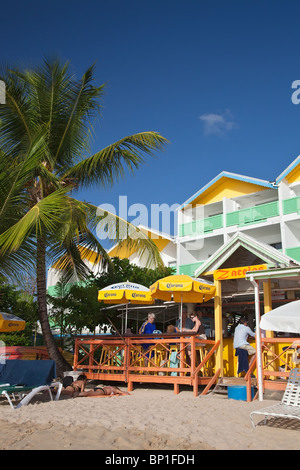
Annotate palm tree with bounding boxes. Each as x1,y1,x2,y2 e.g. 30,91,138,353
0,59,168,375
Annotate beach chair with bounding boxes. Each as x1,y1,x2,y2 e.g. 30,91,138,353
0,359,62,409
250,368,300,428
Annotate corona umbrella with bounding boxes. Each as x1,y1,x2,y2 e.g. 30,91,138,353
149,274,215,326
98,281,154,332
0,313,26,332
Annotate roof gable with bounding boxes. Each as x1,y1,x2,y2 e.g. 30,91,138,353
276,155,300,184
179,172,274,209
108,225,173,259
194,232,300,277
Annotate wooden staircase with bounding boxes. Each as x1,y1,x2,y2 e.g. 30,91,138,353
211,376,257,395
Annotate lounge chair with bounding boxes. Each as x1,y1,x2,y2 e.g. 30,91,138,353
0,359,62,409
250,368,300,428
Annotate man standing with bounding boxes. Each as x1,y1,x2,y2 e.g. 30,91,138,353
234,316,256,367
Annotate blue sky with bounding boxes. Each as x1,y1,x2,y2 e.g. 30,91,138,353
2,0,300,238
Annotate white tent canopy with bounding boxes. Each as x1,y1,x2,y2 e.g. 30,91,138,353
260,300,300,334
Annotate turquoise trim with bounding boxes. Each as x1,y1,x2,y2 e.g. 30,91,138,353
276,156,300,183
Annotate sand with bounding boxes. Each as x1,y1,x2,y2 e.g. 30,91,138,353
0,385,299,451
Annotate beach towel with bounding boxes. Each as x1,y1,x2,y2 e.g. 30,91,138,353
235,348,249,374
169,351,179,376
0,359,56,387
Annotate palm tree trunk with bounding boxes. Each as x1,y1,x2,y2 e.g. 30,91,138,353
36,234,71,376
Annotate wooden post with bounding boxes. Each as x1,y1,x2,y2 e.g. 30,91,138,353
89,342,94,375
263,279,272,316
191,336,198,397
263,279,277,377
214,279,223,377
73,338,79,370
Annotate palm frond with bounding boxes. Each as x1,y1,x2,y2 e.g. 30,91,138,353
0,66,33,156
51,62,105,170
46,196,113,282
63,131,168,188
0,188,70,255
82,200,164,269
0,126,49,222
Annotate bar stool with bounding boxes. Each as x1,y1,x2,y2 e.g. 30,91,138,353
166,345,179,374
203,346,215,376
99,345,112,372
195,345,204,373
152,346,166,369
284,349,296,372
131,345,145,372
144,346,165,374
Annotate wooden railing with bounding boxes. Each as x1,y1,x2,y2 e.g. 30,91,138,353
73,333,219,396
243,337,300,401
260,337,299,389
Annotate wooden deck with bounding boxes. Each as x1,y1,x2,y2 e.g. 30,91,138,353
73,333,220,396
73,334,300,399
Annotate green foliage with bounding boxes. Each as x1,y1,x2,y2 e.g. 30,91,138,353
0,332,32,347
48,257,174,335
0,276,38,346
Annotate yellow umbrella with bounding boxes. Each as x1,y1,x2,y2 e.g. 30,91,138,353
149,274,215,326
98,281,154,332
0,312,25,332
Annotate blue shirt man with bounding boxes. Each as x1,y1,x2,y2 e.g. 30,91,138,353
139,313,156,357
139,313,156,334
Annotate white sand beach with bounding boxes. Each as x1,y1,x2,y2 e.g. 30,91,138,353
0,385,300,450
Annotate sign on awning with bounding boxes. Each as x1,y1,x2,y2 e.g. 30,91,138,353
214,264,267,280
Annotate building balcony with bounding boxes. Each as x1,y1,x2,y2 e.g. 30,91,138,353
285,246,300,262
283,195,300,215
226,201,279,227
179,214,223,237
179,201,280,238
178,262,204,276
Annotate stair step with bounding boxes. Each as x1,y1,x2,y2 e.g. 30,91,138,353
211,376,257,395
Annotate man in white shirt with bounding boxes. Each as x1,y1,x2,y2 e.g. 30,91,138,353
234,316,256,366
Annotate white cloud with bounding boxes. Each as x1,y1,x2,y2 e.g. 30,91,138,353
199,110,236,136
